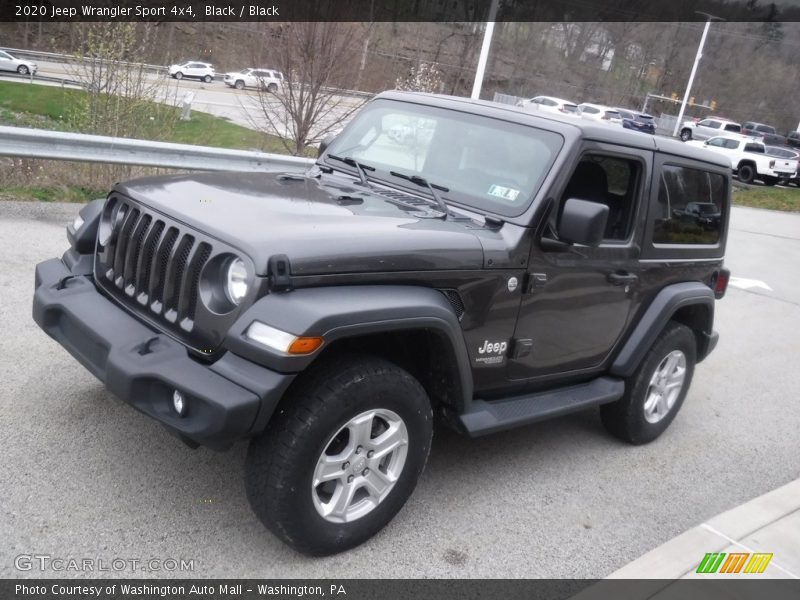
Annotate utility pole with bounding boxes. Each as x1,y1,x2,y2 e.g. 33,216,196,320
470,0,500,100
672,13,724,137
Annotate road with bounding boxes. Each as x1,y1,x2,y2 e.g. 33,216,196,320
1,59,365,136
0,201,798,578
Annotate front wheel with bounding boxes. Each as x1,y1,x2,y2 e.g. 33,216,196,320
17,65,29,75
203,74,212,83
679,128,692,142
174,71,183,80
234,79,245,90
601,322,696,445
245,356,433,556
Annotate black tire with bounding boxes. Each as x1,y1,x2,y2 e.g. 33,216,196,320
600,322,696,445
203,74,212,83
267,82,278,93
174,71,183,80
17,65,29,75
679,128,692,142
762,176,778,186
737,163,755,184
246,355,433,556
234,80,245,90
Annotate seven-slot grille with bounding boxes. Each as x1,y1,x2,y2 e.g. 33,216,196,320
95,196,214,339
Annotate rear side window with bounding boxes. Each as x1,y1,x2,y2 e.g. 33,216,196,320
581,106,601,114
723,124,741,133
744,143,764,153
653,166,725,245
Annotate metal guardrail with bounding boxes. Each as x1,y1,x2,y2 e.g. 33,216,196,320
0,126,316,173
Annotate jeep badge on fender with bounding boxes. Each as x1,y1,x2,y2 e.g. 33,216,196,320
32,90,731,557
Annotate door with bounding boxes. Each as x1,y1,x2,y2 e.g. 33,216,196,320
695,119,721,140
0,51,12,72
508,145,651,382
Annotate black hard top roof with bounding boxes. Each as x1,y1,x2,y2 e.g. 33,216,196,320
374,90,730,169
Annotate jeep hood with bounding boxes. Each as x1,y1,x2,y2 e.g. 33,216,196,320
114,171,487,276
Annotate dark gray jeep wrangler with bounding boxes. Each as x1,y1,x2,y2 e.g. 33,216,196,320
33,91,731,555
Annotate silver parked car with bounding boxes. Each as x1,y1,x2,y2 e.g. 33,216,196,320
0,50,37,75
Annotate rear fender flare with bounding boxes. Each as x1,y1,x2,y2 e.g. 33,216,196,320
610,282,715,378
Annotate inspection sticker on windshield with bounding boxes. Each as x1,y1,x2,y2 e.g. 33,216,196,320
488,185,519,202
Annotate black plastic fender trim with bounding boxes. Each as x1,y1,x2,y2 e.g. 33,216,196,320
610,281,715,378
224,285,474,410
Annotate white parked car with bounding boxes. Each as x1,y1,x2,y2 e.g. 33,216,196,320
578,103,622,125
0,50,37,75
687,135,797,185
679,117,741,142
168,61,215,82
223,68,284,91
517,95,579,115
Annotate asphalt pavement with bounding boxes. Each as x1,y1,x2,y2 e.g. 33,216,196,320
0,200,799,578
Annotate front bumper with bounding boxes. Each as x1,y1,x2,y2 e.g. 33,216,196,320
33,257,295,450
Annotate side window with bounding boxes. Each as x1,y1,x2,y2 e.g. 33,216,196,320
559,155,640,242
723,124,741,133
706,138,726,147
703,120,721,129
653,165,725,245
722,139,740,149
744,143,764,153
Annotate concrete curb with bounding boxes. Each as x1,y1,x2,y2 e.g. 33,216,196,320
608,478,800,580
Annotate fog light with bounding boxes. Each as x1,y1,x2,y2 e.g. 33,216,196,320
72,215,84,231
172,390,187,416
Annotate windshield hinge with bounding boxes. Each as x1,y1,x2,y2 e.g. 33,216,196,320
268,254,293,292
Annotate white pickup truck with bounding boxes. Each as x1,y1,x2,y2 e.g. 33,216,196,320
686,135,798,185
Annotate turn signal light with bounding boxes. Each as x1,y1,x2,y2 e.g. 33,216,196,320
288,337,324,354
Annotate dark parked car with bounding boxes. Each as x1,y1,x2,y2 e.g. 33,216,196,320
33,91,731,556
787,131,800,150
741,121,787,146
616,108,656,134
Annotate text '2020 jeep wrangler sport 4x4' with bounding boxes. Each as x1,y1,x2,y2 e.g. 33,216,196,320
33,91,731,556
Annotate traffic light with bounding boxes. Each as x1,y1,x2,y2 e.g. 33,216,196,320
710,100,717,111
689,96,695,106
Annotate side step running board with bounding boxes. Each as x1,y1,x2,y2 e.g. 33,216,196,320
459,376,624,437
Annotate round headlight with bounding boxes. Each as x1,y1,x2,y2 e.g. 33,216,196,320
224,257,249,305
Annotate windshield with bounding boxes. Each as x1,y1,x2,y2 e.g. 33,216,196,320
636,115,654,122
324,99,564,217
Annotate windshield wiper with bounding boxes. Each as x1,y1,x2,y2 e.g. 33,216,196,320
389,171,449,218
327,154,375,188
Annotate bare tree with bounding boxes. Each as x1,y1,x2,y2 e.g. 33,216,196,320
65,22,180,140
246,22,371,156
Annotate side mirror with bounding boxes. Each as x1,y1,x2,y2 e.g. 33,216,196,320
318,134,336,157
558,198,608,247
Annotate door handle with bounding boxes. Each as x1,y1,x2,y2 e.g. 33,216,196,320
607,271,638,286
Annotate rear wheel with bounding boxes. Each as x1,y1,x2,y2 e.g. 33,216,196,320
601,323,696,445
245,356,433,556
737,163,756,184
267,82,278,93
203,74,212,83
679,128,692,142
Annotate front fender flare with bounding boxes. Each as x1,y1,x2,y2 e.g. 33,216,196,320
223,285,474,407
